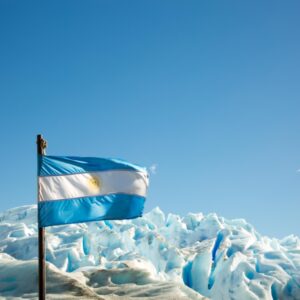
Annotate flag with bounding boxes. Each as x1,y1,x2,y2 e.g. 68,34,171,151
38,156,149,227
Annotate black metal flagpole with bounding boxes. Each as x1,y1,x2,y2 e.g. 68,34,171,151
37,134,47,300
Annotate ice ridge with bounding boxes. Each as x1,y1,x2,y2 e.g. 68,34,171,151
0,205,299,299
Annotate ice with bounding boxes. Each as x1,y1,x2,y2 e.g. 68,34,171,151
0,205,299,299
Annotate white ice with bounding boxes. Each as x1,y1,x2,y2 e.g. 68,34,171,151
0,205,299,299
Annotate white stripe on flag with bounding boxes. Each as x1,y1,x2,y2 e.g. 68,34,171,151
39,170,148,201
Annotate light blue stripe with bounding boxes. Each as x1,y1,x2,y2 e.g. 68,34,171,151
39,155,146,176
38,194,145,227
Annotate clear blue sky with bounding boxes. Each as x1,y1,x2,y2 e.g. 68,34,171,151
0,1,299,238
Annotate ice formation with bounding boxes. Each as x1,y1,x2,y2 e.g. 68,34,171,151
0,205,299,299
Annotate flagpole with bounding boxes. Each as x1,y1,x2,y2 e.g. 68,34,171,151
37,134,47,300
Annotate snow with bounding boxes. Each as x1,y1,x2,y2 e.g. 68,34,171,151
0,205,299,299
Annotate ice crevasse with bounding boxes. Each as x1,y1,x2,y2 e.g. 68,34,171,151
0,205,299,299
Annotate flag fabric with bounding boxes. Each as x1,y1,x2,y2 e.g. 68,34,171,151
38,156,149,227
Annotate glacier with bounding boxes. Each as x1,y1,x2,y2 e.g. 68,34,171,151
0,205,299,300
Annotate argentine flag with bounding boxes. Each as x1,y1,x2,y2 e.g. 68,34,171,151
38,156,149,227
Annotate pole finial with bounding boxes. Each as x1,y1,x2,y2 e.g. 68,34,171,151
37,134,47,155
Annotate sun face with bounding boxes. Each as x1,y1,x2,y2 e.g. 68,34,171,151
88,175,101,194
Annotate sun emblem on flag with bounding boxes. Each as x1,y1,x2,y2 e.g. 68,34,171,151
88,175,101,194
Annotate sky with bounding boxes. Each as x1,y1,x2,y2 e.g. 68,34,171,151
0,0,299,238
